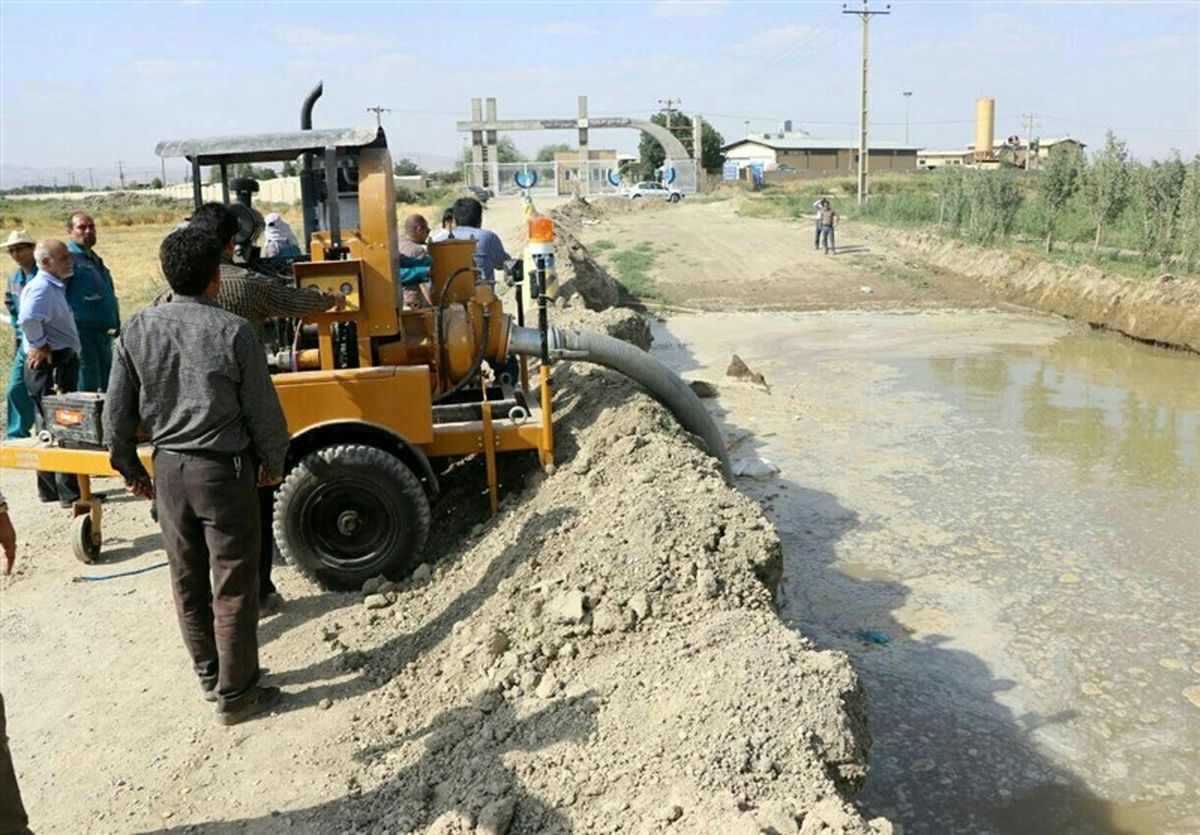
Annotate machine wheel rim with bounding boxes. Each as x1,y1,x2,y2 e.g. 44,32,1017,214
299,476,405,573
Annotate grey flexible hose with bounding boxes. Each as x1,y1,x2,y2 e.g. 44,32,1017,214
509,326,730,478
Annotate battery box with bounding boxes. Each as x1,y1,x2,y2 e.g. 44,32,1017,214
41,392,106,448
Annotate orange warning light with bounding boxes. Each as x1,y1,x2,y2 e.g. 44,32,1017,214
528,217,555,244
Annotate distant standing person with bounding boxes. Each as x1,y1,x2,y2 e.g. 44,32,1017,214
818,201,839,256
18,239,82,507
3,230,38,440
105,226,288,725
65,212,120,391
812,199,829,251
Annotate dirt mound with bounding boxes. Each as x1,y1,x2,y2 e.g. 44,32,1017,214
297,308,888,834
536,200,624,311
876,228,1200,352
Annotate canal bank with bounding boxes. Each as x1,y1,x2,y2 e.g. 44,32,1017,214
653,309,1200,834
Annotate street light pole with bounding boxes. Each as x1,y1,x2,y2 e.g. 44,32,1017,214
744,120,750,138
903,91,912,145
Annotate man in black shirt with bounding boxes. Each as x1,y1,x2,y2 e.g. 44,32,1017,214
104,226,288,725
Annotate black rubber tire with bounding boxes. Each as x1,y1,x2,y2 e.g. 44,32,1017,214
273,444,431,590
72,514,100,564
669,193,681,203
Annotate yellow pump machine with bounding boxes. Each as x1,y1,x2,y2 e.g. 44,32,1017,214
0,84,727,589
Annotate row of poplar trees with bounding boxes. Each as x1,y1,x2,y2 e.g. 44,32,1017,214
934,133,1200,269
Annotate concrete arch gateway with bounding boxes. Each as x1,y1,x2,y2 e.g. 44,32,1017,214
456,96,701,196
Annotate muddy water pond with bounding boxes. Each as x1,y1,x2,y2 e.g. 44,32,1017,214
652,310,1200,835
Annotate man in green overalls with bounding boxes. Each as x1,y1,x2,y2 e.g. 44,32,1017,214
65,212,120,392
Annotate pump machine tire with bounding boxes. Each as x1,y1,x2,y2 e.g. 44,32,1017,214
273,444,431,590
72,514,101,564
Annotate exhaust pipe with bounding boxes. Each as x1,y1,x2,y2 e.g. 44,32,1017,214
299,80,324,250
509,325,730,478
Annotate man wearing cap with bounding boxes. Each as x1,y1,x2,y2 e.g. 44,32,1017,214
65,212,121,392
3,230,38,439
18,239,82,507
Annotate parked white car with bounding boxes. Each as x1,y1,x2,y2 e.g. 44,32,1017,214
624,181,683,202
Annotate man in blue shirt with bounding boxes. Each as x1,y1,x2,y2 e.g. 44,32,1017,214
65,212,120,392
19,238,83,506
450,197,511,285
3,230,38,439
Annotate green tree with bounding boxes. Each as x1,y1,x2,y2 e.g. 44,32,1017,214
1133,153,1188,263
935,165,967,231
536,143,572,162
638,110,725,173
281,160,299,177
149,176,164,190
1178,155,1200,269
1084,131,1132,251
393,158,424,176
1038,145,1085,253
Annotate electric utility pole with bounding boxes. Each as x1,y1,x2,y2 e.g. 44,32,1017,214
366,106,391,128
658,98,682,133
87,167,94,189
1022,112,1039,171
843,1,890,206
116,160,126,189
903,91,912,145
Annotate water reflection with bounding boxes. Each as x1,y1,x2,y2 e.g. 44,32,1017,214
919,334,1200,496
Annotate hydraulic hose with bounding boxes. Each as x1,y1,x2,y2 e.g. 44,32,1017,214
508,325,730,478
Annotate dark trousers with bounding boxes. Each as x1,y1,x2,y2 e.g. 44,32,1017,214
24,350,80,505
257,484,278,599
815,219,822,248
0,693,30,835
154,449,261,708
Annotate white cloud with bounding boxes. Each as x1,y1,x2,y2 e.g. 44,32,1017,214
273,25,386,51
651,0,729,19
535,21,601,37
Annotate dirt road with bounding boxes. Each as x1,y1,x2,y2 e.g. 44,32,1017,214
573,198,997,312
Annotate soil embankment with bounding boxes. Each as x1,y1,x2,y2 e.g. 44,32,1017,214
870,227,1200,353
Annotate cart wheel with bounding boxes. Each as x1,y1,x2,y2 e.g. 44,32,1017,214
72,514,101,564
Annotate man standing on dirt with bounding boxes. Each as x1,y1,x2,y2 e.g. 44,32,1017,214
813,199,829,250
818,201,839,256
4,230,38,440
155,203,343,617
105,226,288,726
65,212,120,392
449,197,511,285
18,239,82,508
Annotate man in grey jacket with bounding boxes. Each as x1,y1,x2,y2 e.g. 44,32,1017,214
105,226,288,726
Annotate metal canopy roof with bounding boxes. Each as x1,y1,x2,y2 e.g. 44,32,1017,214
155,127,384,164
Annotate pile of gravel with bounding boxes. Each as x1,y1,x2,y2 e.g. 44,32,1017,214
287,307,890,835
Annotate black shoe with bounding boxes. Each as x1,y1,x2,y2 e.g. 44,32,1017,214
217,685,283,726
205,668,267,703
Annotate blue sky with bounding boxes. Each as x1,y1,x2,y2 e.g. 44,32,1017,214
1,0,1197,187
